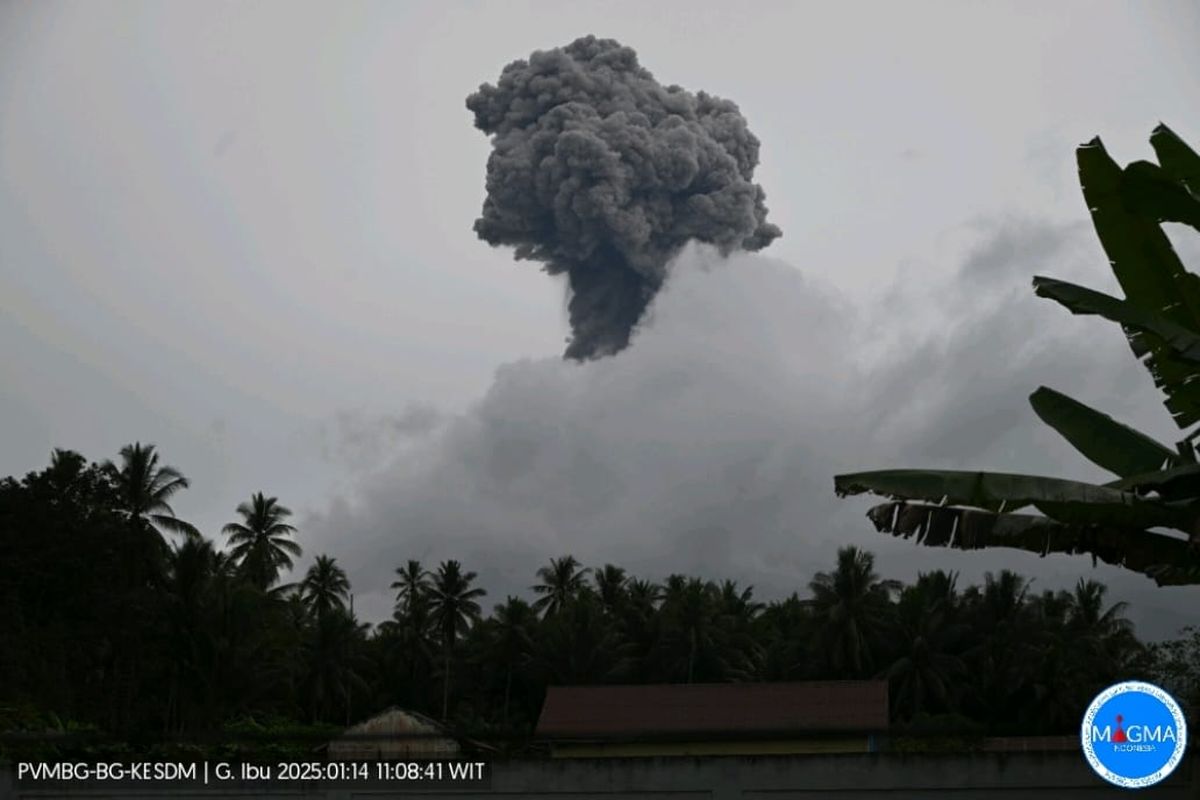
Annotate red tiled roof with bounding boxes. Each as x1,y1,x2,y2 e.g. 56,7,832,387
536,682,889,739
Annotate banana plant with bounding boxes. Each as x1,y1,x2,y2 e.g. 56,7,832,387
835,125,1200,586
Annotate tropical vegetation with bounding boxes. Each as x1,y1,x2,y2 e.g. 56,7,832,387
836,124,1200,584
3,444,1198,759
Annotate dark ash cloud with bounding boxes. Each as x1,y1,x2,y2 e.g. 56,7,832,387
466,35,780,360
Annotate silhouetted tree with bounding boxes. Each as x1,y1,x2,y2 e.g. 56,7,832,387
532,555,590,618
2,445,1190,750
301,555,351,622
222,493,301,591
809,546,900,678
391,559,429,615
429,560,486,719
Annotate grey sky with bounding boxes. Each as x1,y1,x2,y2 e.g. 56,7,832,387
3,1,1199,636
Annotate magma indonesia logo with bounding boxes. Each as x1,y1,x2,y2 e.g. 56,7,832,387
1081,681,1187,789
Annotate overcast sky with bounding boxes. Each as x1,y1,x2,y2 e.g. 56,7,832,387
3,1,1200,637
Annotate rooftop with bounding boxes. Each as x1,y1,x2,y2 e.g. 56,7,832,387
536,681,889,740
327,707,460,760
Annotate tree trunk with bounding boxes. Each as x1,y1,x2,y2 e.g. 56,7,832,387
503,664,512,729
442,641,452,720
164,665,177,736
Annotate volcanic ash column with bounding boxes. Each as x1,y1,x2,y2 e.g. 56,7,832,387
467,35,782,360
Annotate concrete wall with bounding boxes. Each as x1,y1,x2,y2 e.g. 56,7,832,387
1,752,1195,799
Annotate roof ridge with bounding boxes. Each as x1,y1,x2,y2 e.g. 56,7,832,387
547,680,887,690
536,682,890,738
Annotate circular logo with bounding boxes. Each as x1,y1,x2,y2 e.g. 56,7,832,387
1081,681,1187,789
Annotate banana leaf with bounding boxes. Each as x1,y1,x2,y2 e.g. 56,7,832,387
834,469,1193,533
1119,160,1200,232
1033,276,1200,428
838,469,1145,509
864,500,1200,586
1077,138,1200,428
835,126,1200,584
1028,386,1178,478
1151,123,1200,198
1032,277,1200,363
1104,463,1200,500
1078,137,1200,327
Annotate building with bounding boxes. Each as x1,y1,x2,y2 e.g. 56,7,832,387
536,681,888,758
326,707,460,760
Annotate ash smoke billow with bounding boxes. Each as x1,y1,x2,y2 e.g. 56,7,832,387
467,35,782,360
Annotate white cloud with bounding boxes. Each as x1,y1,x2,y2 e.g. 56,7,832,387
307,232,1200,639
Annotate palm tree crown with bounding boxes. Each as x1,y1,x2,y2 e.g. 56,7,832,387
429,559,486,719
532,555,590,618
391,559,430,615
301,555,351,620
221,492,302,590
103,442,199,542
593,564,628,612
809,546,900,677
431,560,486,645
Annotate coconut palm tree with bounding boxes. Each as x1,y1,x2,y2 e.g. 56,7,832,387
100,443,200,730
1067,578,1132,642
808,547,900,678
908,570,960,611
538,591,631,685
618,578,663,681
593,564,628,613
531,555,590,618
1018,588,1099,731
103,442,199,545
429,560,486,719
221,492,301,590
163,536,220,733
960,570,1036,727
758,593,813,681
377,587,438,712
657,577,746,683
714,580,765,678
303,607,370,724
1065,579,1142,686
391,559,429,615
300,555,351,622
625,578,662,612
489,596,536,727
42,448,94,511
883,613,967,720
883,575,968,720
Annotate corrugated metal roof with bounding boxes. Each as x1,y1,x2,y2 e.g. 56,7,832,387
536,681,889,739
327,707,460,760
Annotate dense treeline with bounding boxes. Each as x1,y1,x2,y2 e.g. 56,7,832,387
2,445,1199,752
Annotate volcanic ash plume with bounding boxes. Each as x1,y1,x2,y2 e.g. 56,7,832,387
466,35,782,360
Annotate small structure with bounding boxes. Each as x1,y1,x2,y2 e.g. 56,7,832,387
536,681,888,758
327,707,460,760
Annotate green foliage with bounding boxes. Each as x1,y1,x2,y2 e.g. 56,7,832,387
1028,386,1177,477
0,446,1192,755
1148,627,1200,718
218,716,341,761
1078,130,1200,430
222,493,301,591
835,125,1200,583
